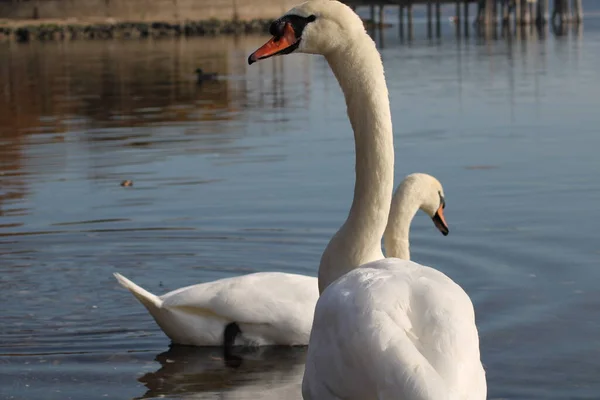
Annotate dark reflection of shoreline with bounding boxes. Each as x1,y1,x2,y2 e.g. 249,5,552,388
0,24,584,221
136,345,306,400
0,135,28,221
0,36,312,219
0,35,313,132
0,38,242,131
0,46,30,219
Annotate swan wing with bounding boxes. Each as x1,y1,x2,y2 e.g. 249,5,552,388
159,272,319,345
302,258,485,400
162,272,316,321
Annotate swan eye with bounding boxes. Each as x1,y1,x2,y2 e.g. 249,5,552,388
273,14,317,38
438,191,446,209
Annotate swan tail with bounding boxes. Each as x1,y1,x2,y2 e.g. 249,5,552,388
113,273,162,310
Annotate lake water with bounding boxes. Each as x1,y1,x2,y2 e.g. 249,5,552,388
2,12,600,400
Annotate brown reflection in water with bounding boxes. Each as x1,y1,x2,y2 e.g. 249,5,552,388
0,36,308,217
0,35,311,139
0,38,244,131
0,49,29,218
0,135,27,219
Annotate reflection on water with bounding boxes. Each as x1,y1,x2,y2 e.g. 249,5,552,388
1,38,240,130
138,346,305,399
1,18,600,400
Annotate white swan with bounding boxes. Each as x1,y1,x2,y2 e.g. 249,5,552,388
113,173,449,347
247,1,486,398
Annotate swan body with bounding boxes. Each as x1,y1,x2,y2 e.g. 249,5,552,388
247,1,486,398
114,173,448,347
114,272,317,346
303,258,485,400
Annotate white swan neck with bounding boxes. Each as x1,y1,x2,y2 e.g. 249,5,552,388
318,37,394,294
383,187,423,261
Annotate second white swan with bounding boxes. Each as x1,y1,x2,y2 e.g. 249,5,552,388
114,173,449,347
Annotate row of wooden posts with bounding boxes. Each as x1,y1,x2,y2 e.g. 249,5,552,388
355,0,583,38
478,0,583,26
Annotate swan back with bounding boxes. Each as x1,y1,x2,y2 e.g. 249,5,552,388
302,259,487,400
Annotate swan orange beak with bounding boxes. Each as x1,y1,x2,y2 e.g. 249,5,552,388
248,23,299,65
432,206,449,236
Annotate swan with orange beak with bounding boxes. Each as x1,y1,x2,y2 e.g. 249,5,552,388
247,1,484,400
248,15,315,64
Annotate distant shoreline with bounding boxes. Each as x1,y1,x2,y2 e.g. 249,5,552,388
0,18,275,42
0,17,387,42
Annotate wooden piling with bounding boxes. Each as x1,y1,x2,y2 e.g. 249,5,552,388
399,4,404,38
484,0,493,25
379,4,384,27
563,0,571,23
370,3,375,25
455,0,461,35
463,0,469,36
407,2,414,40
435,0,441,37
455,0,460,24
523,0,531,25
427,0,433,37
501,0,509,25
572,0,583,23
513,0,521,26
536,0,549,24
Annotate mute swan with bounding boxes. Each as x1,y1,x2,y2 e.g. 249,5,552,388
247,1,486,398
113,173,449,347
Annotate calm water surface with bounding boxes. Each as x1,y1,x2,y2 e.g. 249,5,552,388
1,16,600,400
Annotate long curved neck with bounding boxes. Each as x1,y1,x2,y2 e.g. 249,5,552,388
318,37,394,294
383,187,422,261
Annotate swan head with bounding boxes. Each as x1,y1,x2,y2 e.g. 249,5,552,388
247,0,365,64
400,173,449,236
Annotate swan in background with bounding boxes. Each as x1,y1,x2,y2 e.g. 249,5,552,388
246,1,486,398
113,173,449,347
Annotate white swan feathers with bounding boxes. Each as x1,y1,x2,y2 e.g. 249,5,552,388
247,1,486,399
114,173,450,347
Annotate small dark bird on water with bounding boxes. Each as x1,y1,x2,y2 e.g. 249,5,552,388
195,68,218,83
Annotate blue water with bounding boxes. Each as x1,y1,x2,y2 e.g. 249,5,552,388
1,16,600,400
